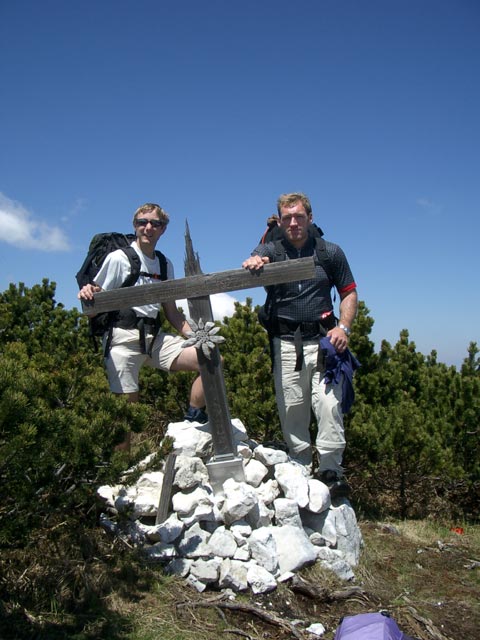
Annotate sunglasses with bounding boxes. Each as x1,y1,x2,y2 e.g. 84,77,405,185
135,218,164,229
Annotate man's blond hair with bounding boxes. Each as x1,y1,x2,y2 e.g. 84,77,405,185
133,203,170,226
276,192,313,216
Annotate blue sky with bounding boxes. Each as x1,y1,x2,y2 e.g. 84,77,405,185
1,0,479,368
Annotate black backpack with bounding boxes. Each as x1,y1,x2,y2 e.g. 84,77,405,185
257,217,334,333
76,232,168,345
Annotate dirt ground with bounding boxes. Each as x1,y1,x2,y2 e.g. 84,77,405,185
1,519,478,640
169,520,480,640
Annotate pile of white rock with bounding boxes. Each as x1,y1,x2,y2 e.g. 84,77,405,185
97,419,363,594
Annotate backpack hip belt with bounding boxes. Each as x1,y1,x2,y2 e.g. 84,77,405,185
113,310,157,332
274,315,334,340
272,317,335,372
104,312,161,357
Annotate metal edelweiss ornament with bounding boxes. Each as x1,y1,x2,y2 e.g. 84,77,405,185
182,318,225,359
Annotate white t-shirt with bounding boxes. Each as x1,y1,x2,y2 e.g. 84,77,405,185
94,242,174,319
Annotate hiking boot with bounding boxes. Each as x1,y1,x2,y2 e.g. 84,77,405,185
184,406,208,424
316,469,351,501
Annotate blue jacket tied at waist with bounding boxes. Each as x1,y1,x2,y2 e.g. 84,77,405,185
319,337,360,414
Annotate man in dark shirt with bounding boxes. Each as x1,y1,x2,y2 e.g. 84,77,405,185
243,193,358,491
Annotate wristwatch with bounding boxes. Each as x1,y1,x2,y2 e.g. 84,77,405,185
339,323,351,337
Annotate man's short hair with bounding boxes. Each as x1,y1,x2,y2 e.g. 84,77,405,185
133,203,170,226
276,192,312,216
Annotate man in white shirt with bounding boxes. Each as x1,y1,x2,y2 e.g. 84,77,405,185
78,203,206,451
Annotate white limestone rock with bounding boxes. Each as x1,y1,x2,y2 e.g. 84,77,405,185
248,527,278,574
97,484,121,509
246,500,274,529
254,478,280,505
273,498,303,528
218,558,249,591
177,522,213,558
233,545,251,561
236,443,253,461
133,471,164,517
221,479,258,525
231,418,249,444
139,512,184,544
172,486,213,518
207,526,238,558
253,445,289,467
330,502,363,566
308,531,327,547
270,525,317,574
306,622,326,637
114,486,136,515
166,421,213,458
174,455,209,490
190,558,222,584
315,547,355,580
165,558,192,578
274,462,310,508
307,478,331,514
244,458,269,487
277,571,295,583
300,508,337,547
186,574,207,592
247,563,277,594
230,520,252,546
181,501,219,527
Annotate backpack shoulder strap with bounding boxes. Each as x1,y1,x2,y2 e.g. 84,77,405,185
155,250,168,281
120,245,142,287
270,239,287,262
313,236,334,285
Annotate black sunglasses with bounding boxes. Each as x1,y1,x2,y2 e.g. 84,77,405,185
135,218,164,228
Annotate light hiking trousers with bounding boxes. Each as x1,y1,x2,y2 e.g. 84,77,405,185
273,337,345,474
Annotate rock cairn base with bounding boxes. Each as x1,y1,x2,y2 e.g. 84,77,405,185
98,419,363,594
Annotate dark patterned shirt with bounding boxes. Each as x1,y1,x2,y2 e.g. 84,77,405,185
252,235,356,323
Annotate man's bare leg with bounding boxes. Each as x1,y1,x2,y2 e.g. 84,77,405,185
171,346,207,420
170,346,206,408
114,391,138,452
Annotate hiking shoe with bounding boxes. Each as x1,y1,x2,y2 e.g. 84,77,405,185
184,406,208,424
316,469,351,501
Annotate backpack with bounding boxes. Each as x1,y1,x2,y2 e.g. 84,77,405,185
334,612,416,640
76,232,168,346
257,217,334,333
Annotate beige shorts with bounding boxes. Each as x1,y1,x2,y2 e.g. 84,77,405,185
104,327,187,394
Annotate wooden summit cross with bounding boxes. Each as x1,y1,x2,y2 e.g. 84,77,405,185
81,225,315,493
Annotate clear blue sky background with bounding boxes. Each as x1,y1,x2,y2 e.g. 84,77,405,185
1,0,479,368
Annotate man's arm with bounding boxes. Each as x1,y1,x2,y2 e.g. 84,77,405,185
327,288,358,353
162,300,192,336
77,251,129,302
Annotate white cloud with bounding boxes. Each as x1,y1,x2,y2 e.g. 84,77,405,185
0,192,71,251
61,197,87,223
178,292,240,321
416,197,441,215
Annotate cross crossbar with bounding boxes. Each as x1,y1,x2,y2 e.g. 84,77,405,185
80,257,315,315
